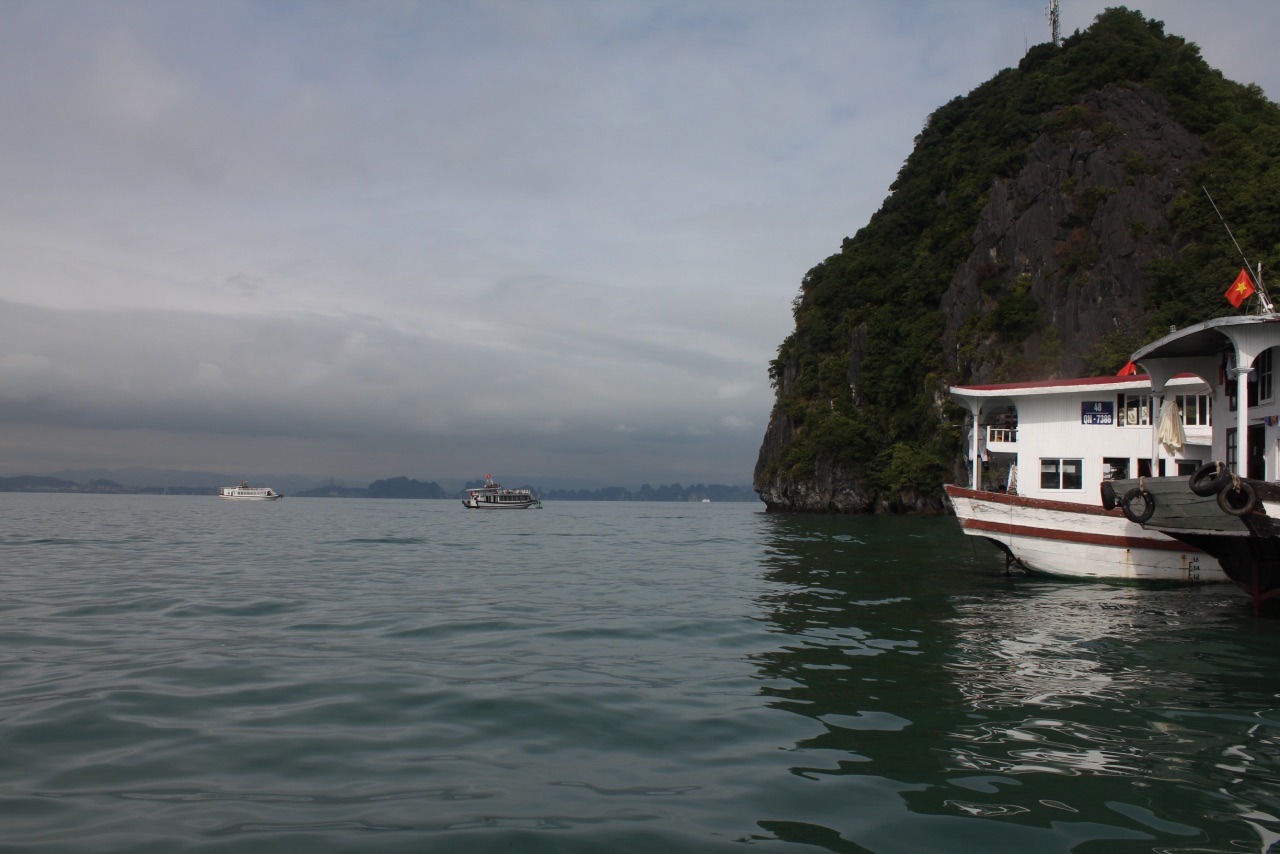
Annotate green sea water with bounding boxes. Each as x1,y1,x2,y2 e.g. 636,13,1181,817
1,493,1278,852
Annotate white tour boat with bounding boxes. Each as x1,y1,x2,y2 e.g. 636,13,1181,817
944,372,1226,584
218,481,284,501
462,475,542,509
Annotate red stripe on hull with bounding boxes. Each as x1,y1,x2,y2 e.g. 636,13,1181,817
959,518,1194,552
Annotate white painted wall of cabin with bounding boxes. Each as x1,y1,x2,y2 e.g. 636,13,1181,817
1013,391,1166,504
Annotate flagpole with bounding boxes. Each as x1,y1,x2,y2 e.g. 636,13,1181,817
1261,261,1272,313
1204,186,1275,313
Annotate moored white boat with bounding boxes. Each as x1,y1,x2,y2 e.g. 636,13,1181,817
945,485,1213,582
462,475,541,509
944,373,1226,584
219,481,283,501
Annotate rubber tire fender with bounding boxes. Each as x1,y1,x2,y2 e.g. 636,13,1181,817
1217,480,1257,516
1189,462,1232,496
1100,481,1117,511
1121,487,1156,524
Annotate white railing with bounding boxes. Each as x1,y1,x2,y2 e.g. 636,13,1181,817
987,426,1017,445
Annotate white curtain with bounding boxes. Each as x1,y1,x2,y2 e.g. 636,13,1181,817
1157,398,1186,457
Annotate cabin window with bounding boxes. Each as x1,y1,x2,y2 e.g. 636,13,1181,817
1176,394,1212,426
1260,349,1274,403
1117,393,1151,426
1102,457,1129,480
1176,460,1201,476
1137,459,1165,477
1226,428,1238,469
1040,458,1082,490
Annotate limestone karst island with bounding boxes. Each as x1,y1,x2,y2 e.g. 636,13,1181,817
754,8,1280,514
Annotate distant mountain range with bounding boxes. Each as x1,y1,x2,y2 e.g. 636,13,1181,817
538,483,757,503
0,470,760,502
30,467,332,494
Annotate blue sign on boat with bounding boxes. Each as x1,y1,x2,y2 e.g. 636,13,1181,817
1082,401,1114,425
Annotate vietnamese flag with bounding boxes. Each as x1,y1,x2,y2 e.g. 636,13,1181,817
1226,267,1256,308
1116,360,1138,376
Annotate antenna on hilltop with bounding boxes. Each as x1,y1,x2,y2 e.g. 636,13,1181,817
1048,0,1062,47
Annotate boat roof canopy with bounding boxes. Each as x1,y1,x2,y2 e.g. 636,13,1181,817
952,374,1149,396
1133,314,1280,392
949,372,1207,417
1132,314,1280,362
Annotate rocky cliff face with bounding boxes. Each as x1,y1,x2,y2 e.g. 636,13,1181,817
943,84,1207,382
755,84,1208,514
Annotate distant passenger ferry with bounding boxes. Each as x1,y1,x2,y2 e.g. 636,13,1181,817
462,475,541,509
218,481,284,501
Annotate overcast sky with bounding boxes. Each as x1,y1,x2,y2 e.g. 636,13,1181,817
2,1,1278,489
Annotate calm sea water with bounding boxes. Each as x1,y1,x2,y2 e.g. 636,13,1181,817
2,493,1279,853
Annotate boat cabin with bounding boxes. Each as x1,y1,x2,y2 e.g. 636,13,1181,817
951,373,1213,503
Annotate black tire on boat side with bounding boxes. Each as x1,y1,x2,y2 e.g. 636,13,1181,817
1217,480,1258,516
1100,481,1117,510
1120,488,1156,524
1189,461,1232,496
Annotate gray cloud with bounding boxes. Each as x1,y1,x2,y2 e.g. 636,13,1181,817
0,297,765,483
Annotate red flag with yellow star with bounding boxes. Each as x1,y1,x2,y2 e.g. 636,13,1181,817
1226,267,1256,308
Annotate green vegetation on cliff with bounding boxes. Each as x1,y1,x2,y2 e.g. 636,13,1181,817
758,7,1280,509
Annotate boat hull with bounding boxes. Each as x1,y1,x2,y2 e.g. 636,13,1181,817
944,485,1226,583
462,498,540,509
218,494,282,501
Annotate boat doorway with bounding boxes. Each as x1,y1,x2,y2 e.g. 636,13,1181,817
1249,423,1266,479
